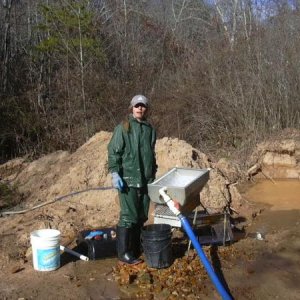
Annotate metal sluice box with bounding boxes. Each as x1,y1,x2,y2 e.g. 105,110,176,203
148,167,210,206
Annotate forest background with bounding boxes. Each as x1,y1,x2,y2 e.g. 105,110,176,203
1,0,300,164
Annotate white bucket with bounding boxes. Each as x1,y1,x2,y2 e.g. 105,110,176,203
30,229,61,271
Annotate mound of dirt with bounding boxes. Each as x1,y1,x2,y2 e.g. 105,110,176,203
0,131,250,266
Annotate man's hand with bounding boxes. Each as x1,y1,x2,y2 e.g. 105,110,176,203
111,172,124,191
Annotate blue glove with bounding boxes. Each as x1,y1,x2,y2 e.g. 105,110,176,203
111,172,124,191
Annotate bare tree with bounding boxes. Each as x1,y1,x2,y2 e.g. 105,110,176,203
1,0,13,93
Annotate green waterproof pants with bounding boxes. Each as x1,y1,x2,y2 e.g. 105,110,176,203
118,186,150,228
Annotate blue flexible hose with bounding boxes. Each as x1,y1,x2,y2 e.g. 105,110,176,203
180,215,232,300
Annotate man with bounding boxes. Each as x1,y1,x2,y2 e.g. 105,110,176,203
108,95,157,265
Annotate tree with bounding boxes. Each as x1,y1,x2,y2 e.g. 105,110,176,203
1,0,13,93
36,0,105,139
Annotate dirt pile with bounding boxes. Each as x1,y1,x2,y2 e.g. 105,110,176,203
0,132,247,260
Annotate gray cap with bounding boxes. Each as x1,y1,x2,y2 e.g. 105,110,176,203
130,95,149,107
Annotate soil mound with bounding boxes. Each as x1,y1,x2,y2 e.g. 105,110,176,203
0,131,249,265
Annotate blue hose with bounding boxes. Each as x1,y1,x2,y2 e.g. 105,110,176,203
180,215,232,300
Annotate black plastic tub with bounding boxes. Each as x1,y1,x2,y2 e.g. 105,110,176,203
76,227,117,260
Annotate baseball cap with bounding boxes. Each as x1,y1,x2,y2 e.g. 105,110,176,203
130,95,149,107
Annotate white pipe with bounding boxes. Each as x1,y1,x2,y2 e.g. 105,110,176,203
159,187,181,216
60,245,89,261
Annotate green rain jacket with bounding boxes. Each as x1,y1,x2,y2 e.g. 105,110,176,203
108,114,157,188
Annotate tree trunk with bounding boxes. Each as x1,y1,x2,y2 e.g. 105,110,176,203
2,0,13,93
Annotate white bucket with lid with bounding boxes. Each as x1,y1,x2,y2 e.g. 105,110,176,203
30,229,61,271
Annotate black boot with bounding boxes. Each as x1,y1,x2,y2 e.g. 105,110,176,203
116,226,142,265
131,223,142,258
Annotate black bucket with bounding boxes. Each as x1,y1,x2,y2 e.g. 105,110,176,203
141,224,173,269
76,228,117,260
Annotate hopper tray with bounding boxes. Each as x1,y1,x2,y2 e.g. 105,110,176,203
148,167,209,206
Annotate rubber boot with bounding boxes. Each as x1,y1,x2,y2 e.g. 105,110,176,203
116,226,142,265
131,223,142,258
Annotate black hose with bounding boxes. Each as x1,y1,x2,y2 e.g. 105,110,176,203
0,186,114,217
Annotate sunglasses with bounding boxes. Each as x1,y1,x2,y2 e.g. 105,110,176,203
134,103,147,108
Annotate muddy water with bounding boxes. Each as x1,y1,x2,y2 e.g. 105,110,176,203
243,179,300,211
229,179,300,300
241,179,300,235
